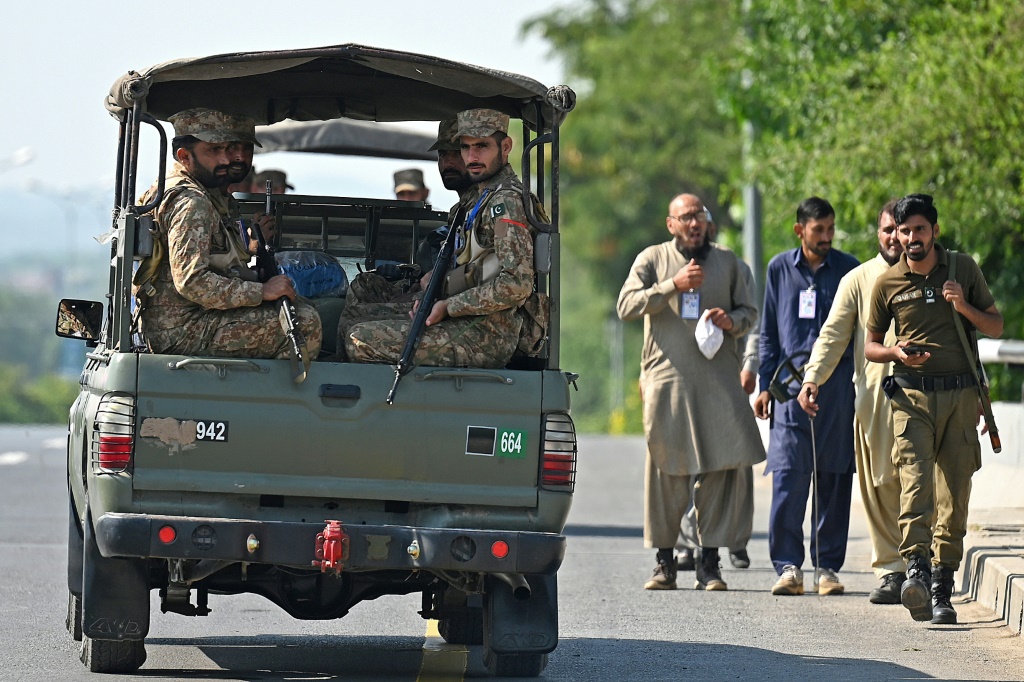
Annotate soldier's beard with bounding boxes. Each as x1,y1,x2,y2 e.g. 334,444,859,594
226,162,252,184
441,169,472,192
187,154,230,189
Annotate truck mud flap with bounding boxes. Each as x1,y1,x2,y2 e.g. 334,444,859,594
82,509,150,641
68,497,84,595
484,573,558,655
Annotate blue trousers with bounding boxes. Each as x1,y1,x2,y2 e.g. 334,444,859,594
769,468,853,575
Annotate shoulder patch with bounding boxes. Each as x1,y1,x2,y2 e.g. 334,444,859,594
490,202,507,218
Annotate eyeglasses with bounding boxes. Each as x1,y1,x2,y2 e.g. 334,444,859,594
669,212,707,224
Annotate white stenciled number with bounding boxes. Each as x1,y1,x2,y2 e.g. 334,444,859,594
196,421,227,441
501,430,522,454
214,422,226,441
196,421,207,440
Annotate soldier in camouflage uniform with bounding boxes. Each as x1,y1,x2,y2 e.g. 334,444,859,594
341,108,535,368
344,117,477,307
134,108,322,359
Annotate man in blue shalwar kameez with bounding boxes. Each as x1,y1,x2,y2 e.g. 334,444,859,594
753,197,859,596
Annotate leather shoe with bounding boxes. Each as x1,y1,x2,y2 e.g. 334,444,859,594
729,549,750,569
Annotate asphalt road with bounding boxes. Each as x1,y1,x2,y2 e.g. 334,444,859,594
1,425,1021,681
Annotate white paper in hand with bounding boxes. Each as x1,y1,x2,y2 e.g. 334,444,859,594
695,309,723,360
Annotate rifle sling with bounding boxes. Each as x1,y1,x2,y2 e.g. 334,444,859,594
947,251,999,440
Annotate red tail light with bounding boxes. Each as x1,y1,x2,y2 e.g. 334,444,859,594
541,413,577,492
92,393,136,474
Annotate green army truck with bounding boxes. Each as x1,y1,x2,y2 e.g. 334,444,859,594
56,45,578,678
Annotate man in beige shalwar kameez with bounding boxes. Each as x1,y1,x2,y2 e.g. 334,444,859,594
797,200,907,603
617,193,765,591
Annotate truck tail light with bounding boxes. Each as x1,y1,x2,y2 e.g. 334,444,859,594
91,393,136,474
541,413,577,492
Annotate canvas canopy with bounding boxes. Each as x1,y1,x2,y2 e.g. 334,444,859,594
255,119,437,160
105,44,574,133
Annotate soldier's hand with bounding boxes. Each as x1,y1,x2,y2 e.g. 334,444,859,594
896,341,930,366
249,211,277,247
942,280,965,312
420,269,433,291
262,274,296,302
798,382,820,417
753,390,772,420
425,299,449,326
707,307,734,331
672,259,704,292
740,370,756,395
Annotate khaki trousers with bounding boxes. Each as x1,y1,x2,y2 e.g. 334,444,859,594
644,457,752,550
854,417,905,578
890,385,980,569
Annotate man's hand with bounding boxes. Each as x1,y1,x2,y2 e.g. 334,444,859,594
425,299,449,326
797,382,820,417
262,274,296,302
246,211,277,252
740,370,756,395
672,258,704,292
896,341,930,367
942,280,966,313
707,307,734,331
753,390,772,420
419,269,433,291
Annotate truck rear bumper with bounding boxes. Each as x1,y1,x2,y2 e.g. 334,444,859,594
93,513,565,574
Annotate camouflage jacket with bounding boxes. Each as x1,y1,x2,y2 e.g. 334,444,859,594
446,164,534,318
135,163,263,347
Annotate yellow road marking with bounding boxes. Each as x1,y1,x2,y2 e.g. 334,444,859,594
417,619,467,681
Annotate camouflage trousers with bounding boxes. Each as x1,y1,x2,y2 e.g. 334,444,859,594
339,302,521,368
146,299,323,360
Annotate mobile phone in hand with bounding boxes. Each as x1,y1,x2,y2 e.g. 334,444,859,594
903,345,924,355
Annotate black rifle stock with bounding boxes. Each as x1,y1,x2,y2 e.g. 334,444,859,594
386,217,460,404
254,180,308,382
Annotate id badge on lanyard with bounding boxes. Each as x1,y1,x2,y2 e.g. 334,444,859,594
680,291,700,319
798,286,816,319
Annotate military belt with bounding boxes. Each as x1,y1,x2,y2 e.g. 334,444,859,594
893,371,976,392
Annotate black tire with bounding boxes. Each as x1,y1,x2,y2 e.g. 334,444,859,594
80,635,147,674
483,650,548,678
438,608,483,645
66,591,82,641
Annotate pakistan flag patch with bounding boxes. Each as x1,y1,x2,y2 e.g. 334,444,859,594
490,203,507,218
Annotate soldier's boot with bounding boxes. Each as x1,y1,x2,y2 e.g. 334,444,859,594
694,547,727,591
930,566,958,625
901,553,933,622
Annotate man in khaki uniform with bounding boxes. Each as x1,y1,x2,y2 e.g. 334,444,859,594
135,108,322,359
865,193,1002,625
798,199,906,604
342,109,536,368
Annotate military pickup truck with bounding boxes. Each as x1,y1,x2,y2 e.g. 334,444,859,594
56,45,577,678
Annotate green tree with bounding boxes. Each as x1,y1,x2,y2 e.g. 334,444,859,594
528,0,745,431
730,0,1024,397
0,364,78,423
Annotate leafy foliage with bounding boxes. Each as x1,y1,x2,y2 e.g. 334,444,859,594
0,364,79,424
530,0,1024,429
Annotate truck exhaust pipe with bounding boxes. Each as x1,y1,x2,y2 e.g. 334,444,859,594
493,572,531,600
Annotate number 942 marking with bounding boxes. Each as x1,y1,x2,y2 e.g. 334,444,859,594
195,421,229,442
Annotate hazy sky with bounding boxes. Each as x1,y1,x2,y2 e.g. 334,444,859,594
1,1,570,253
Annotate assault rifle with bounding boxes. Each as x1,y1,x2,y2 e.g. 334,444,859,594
254,179,309,383
386,211,461,404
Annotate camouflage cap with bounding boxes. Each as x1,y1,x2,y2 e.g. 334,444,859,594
168,108,262,147
393,168,426,193
253,169,294,190
428,118,460,152
451,109,509,140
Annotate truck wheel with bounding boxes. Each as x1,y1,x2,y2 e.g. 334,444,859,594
483,650,547,677
438,608,483,645
66,591,82,641
80,635,147,673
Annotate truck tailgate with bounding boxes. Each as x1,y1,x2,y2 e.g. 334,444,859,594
133,355,545,507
